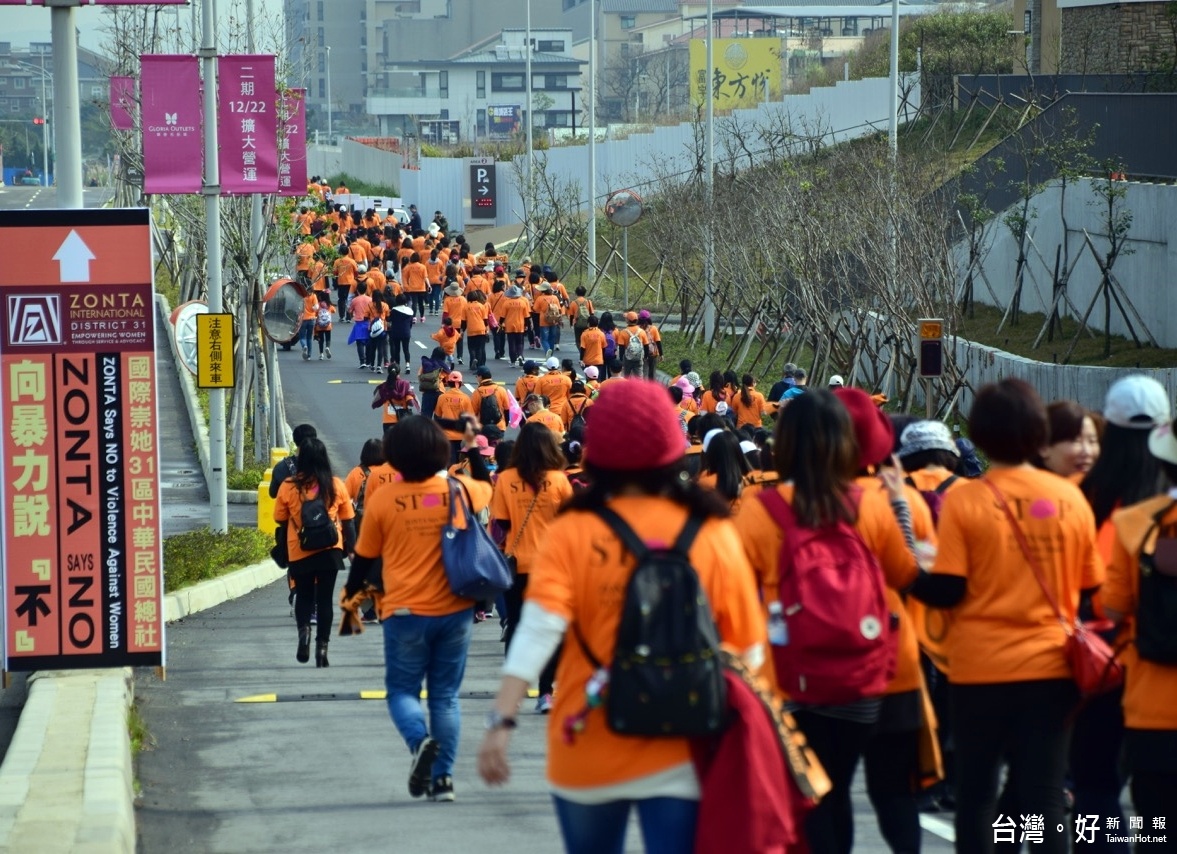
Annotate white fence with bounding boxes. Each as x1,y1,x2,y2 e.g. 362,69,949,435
956,179,1177,347
314,75,917,232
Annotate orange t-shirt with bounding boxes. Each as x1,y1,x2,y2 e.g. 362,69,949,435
525,498,766,788
273,477,355,563
432,389,474,439
362,462,403,501
471,382,510,432
333,255,358,287
464,301,489,336
526,408,566,437
700,390,725,414
614,325,648,355
905,467,967,496
402,261,429,293
300,292,319,322
355,474,492,617
431,327,460,356
295,242,314,271
730,388,769,429
569,297,593,326
490,468,574,575
1104,494,1177,730
443,295,468,324
515,374,541,403
502,296,531,334
537,372,572,418
930,467,1103,685
580,328,606,365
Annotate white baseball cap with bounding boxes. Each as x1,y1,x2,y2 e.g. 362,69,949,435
1148,419,1177,465
1104,375,1171,429
828,375,845,388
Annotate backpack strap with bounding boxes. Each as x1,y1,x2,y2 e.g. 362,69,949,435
573,508,707,670
933,475,959,495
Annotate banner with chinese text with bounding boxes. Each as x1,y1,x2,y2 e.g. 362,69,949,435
278,88,307,197
218,55,279,195
141,55,203,195
0,208,165,671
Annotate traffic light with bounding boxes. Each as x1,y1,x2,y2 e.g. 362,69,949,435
32,117,45,125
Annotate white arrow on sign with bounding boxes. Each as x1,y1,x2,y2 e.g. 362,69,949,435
53,230,97,283
478,186,489,196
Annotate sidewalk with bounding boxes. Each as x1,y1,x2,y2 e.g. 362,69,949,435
0,298,269,853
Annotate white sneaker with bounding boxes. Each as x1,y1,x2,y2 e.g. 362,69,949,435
319,353,325,360
536,693,553,714
325,348,332,359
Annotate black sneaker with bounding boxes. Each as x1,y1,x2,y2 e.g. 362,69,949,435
429,775,455,802
408,737,439,798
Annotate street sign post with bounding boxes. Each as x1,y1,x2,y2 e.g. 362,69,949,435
469,156,497,221
917,317,944,418
0,208,165,673
196,313,236,389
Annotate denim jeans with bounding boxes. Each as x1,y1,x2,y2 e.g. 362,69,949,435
382,608,473,781
298,319,314,352
551,795,698,854
428,284,443,313
539,324,558,353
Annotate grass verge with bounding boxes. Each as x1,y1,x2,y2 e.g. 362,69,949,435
956,303,1177,369
163,527,272,592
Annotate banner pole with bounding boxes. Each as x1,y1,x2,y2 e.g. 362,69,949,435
202,0,228,533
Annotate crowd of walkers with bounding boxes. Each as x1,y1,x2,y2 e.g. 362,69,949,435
275,206,1174,854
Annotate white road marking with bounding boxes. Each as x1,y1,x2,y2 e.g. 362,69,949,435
919,814,955,842
414,340,427,349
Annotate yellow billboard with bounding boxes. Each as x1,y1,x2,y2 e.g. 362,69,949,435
689,38,782,109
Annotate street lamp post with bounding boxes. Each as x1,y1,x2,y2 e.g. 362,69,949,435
325,45,333,143
38,54,50,186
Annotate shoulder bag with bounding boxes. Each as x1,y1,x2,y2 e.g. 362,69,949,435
984,480,1124,697
441,477,512,601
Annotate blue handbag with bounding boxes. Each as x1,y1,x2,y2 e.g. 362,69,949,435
441,477,512,600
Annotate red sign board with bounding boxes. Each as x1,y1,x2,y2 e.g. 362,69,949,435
0,208,164,671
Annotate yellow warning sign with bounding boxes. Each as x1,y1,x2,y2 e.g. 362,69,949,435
196,313,236,388
919,319,943,340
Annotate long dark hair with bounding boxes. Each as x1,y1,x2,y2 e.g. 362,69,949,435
773,389,858,527
511,422,567,491
708,370,725,395
703,431,751,502
1081,423,1169,528
293,437,337,505
740,373,755,408
562,460,729,519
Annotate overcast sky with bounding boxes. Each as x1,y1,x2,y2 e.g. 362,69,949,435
1,0,285,54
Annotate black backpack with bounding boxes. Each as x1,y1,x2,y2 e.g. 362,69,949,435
1136,502,1177,665
298,492,339,551
573,508,726,737
568,397,590,433
478,388,504,441
904,474,958,526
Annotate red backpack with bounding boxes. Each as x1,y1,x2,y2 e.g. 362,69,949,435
758,488,897,705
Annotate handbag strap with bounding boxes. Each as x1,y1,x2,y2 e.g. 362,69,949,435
506,487,542,558
983,479,1067,626
447,476,477,529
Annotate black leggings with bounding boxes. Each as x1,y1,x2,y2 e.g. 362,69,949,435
389,336,411,367
467,334,488,368
409,291,427,318
507,332,525,363
792,711,873,854
290,549,343,643
951,679,1077,854
864,723,921,854
503,570,558,695
492,326,506,358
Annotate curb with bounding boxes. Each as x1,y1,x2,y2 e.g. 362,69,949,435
163,559,287,623
0,561,285,853
0,669,135,854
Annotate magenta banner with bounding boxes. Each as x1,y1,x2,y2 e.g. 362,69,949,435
140,55,203,195
217,55,279,195
278,88,307,197
110,76,135,130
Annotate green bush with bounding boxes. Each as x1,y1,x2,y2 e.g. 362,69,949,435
163,527,272,592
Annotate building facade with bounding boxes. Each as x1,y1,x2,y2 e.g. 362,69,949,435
366,28,585,142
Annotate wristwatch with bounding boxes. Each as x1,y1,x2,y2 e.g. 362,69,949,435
484,711,517,732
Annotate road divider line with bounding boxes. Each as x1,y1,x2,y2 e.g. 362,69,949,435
235,688,539,703
919,814,955,842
